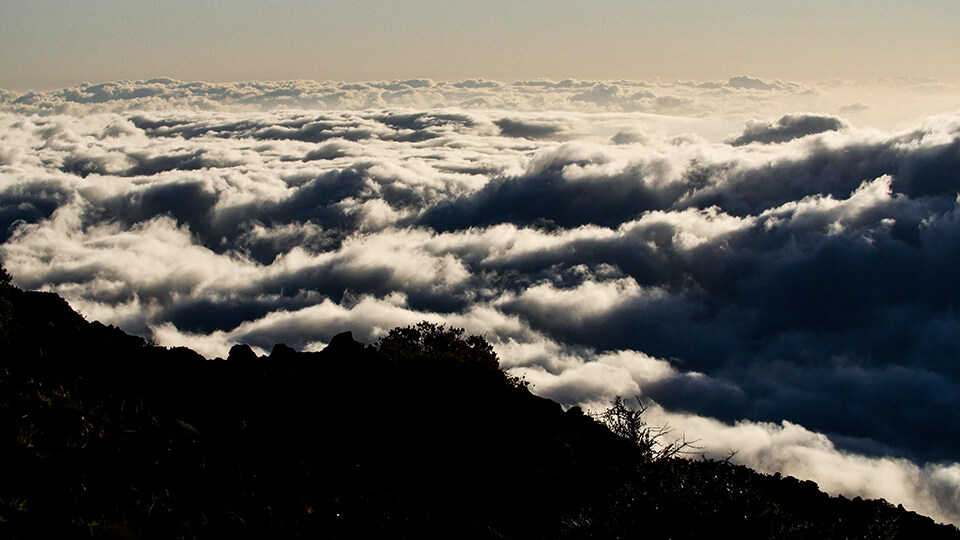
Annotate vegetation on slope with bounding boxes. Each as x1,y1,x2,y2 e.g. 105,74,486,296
0,270,957,539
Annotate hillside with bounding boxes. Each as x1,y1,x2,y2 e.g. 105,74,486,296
0,272,957,539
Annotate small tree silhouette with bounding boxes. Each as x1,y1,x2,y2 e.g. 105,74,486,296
375,321,528,388
376,321,500,369
595,395,699,461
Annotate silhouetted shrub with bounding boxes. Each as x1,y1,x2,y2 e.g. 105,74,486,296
375,321,529,390
594,395,699,461
376,321,499,369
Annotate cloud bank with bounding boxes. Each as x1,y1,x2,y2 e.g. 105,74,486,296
3,77,960,524
4,76,960,130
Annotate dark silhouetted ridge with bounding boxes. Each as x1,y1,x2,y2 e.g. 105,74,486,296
0,276,957,539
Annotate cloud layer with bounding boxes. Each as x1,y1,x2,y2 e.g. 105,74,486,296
5,76,960,130
3,77,960,523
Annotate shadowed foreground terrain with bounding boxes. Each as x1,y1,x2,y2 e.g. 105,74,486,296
0,271,957,539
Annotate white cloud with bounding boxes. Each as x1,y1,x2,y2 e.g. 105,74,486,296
4,78,960,524
640,409,960,525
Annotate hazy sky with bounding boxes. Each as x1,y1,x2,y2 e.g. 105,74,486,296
3,0,960,90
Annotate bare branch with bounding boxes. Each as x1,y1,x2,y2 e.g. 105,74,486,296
592,395,702,461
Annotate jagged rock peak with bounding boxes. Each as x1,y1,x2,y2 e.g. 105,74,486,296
227,343,258,362
326,330,364,353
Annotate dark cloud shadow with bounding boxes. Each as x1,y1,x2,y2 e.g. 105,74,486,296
728,114,848,146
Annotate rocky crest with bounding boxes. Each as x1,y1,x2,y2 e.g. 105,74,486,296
1,277,957,539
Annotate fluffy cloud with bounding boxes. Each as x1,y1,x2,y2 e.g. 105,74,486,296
728,113,848,146
3,78,960,523
4,76,960,129
639,408,960,525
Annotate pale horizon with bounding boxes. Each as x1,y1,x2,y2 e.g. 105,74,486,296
3,1,960,91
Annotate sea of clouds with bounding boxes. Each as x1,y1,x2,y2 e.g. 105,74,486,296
3,76,960,523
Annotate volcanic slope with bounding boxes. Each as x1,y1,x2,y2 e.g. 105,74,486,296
0,270,957,539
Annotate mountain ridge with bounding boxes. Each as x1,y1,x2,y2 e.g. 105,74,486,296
1,274,957,539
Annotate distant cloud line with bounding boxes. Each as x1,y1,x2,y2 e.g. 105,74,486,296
0,76,799,114
1,75,955,121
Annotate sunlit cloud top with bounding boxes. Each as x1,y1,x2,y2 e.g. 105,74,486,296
4,76,960,523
